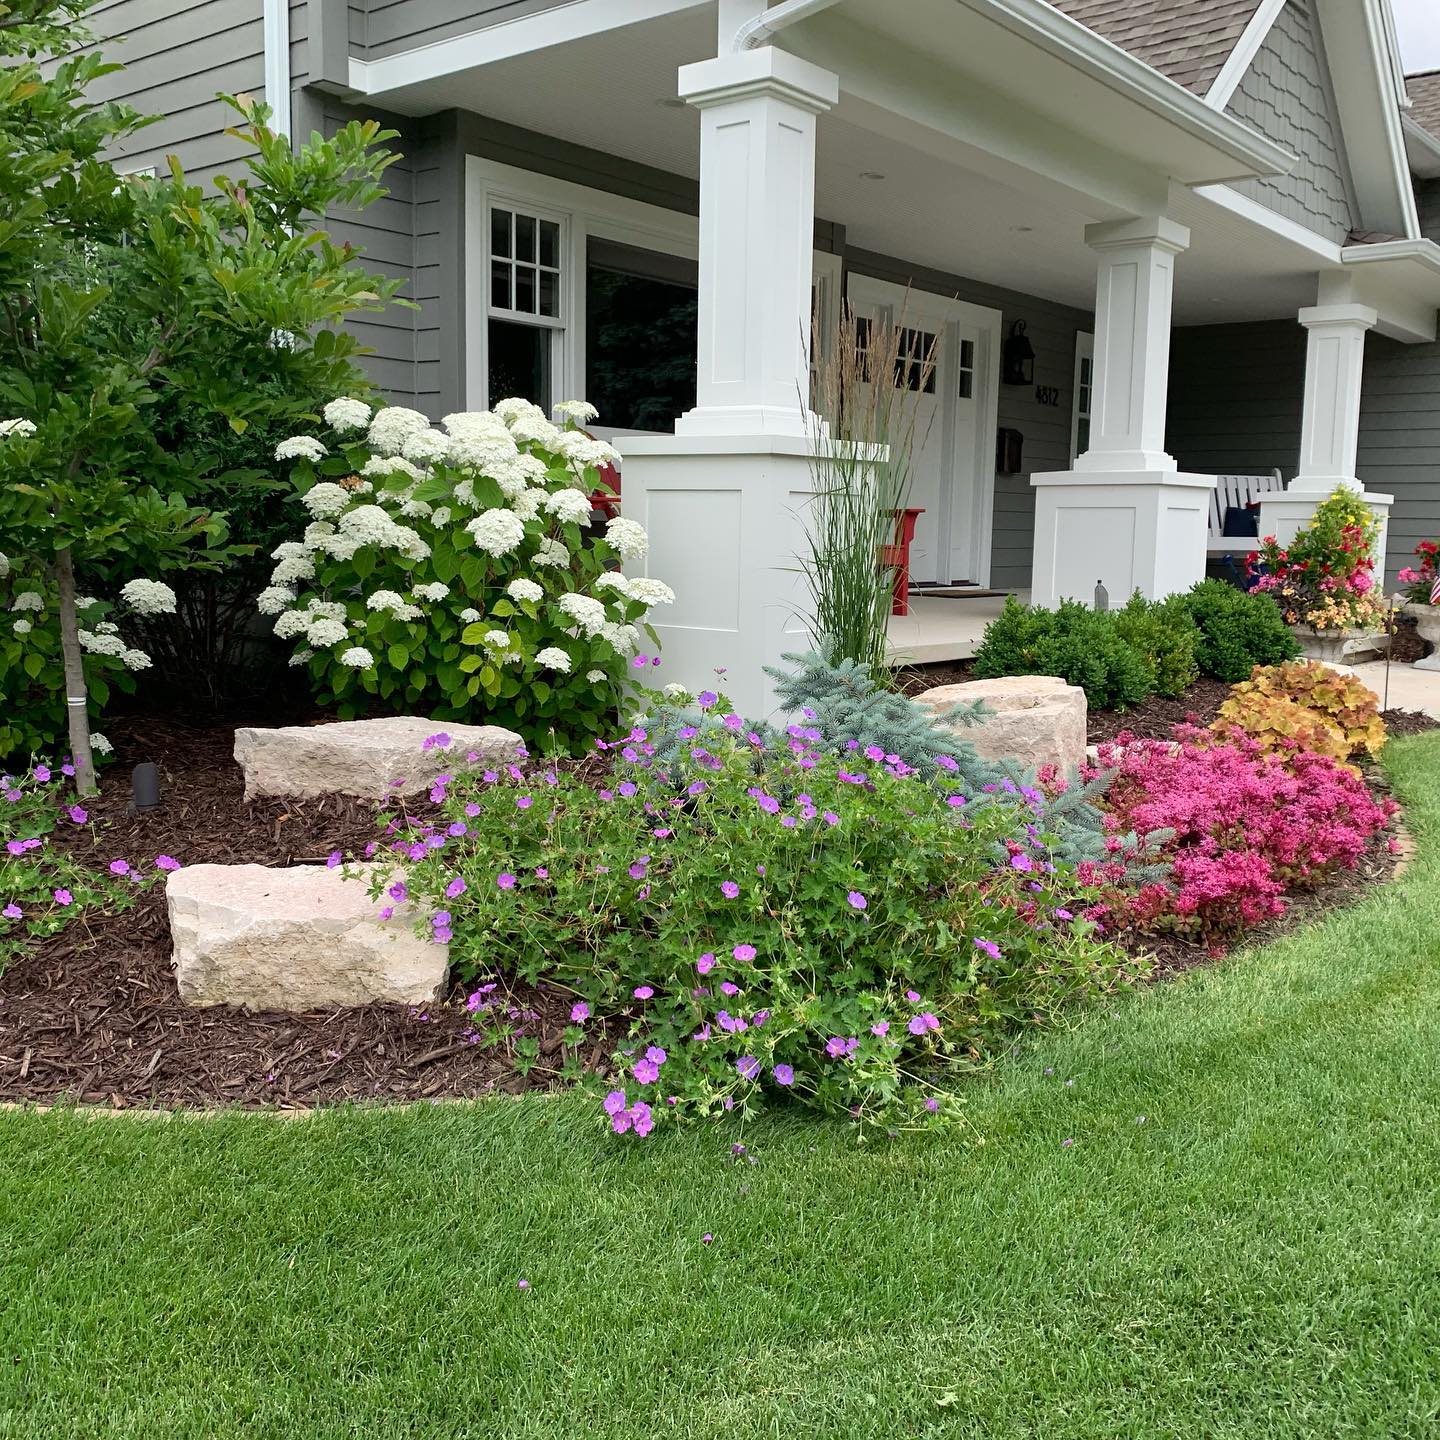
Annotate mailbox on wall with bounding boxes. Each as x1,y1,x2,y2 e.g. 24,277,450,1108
996,427,1024,475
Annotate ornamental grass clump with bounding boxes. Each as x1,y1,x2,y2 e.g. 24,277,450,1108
389,718,1140,1134
265,398,675,744
1083,728,1394,940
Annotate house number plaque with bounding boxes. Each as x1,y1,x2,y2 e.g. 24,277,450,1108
1035,385,1061,407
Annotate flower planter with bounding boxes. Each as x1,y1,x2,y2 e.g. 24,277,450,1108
1288,625,1383,666
1403,602,1440,672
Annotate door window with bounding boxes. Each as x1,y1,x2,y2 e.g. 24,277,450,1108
1071,332,1094,461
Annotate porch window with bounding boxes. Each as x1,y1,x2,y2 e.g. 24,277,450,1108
956,337,975,400
487,202,565,412
1071,331,1094,461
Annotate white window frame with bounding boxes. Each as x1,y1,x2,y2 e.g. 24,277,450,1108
1071,330,1094,463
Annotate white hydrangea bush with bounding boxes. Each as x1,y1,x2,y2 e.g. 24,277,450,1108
0,560,176,761
263,397,677,742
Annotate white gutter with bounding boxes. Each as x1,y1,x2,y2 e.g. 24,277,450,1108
262,0,292,139
734,0,846,51
963,0,1295,178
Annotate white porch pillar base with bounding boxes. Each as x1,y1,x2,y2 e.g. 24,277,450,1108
1029,469,1216,609
675,47,838,440
617,434,821,718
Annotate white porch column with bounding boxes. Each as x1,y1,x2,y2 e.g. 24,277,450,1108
616,47,840,719
674,46,837,437
1258,301,1393,576
1030,215,1214,608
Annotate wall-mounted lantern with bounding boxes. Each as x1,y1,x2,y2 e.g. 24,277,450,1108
1002,319,1035,386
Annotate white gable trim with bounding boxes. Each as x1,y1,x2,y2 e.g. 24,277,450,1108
1205,0,1290,111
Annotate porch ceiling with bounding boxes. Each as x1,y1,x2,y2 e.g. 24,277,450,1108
366,3,1321,325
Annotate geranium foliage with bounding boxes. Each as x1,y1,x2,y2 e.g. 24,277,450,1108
385,713,1139,1135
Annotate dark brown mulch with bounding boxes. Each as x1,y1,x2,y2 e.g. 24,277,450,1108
1388,615,1427,665
893,659,975,697
1086,678,1233,746
0,716,608,1111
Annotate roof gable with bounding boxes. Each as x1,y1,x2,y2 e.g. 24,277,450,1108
1409,71,1440,143
1046,0,1262,95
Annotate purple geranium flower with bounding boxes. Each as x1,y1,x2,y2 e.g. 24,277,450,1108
108,859,130,877
696,952,715,975
496,872,517,890
733,944,756,963
773,1063,794,1086
847,890,867,911
53,888,73,906
736,1055,760,1081
155,855,181,872
570,1001,589,1023
603,1089,628,1116
633,985,654,1000
908,1012,940,1035
721,880,740,899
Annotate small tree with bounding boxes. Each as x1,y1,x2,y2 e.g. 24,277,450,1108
0,0,407,791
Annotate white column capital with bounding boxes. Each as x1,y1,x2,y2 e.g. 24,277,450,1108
679,46,839,114
1297,303,1378,332
1083,214,1191,256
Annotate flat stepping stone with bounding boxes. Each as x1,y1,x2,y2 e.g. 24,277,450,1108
233,715,520,800
168,863,445,1011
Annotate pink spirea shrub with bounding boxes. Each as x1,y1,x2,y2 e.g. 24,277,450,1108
1081,727,1395,938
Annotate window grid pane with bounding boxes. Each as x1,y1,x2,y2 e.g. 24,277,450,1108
489,204,562,321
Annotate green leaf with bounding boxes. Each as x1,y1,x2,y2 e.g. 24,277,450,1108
388,643,409,669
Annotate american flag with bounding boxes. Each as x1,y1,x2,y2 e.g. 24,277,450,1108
1431,571,1440,607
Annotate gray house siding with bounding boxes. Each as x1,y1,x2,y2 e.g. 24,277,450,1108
841,250,1092,591
58,0,267,186
357,2,565,59
1225,0,1357,243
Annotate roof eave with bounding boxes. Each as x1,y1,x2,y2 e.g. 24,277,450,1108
1402,114,1440,181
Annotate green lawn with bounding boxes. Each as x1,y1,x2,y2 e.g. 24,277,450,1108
4,740,1440,1439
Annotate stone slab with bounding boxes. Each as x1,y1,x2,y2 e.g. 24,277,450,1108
168,863,446,1011
234,716,521,801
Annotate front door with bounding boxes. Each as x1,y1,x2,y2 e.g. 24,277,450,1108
845,276,1001,587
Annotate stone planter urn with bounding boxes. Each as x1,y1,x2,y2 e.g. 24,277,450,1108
1404,602,1440,671
1288,625,1381,666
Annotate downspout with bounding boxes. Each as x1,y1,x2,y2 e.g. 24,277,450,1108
733,0,846,51
262,0,293,139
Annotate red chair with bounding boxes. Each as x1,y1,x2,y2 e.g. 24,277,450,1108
881,507,924,616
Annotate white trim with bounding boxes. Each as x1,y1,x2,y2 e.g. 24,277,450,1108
967,0,1295,178
1403,114,1440,179
350,0,708,98
261,0,291,139
464,156,697,416
845,274,1003,588
1192,183,1345,263
1070,330,1093,464
1205,0,1289,110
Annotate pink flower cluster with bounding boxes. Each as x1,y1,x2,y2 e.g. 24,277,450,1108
1084,729,1394,937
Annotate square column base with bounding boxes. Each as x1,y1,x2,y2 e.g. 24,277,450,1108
1030,468,1215,609
616,432,821,718
1257,488,1394,583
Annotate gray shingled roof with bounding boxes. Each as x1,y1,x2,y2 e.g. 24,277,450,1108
1408,70,1440,142
1047,0,1264,96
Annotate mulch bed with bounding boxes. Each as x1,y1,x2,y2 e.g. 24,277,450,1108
0,716,608,1111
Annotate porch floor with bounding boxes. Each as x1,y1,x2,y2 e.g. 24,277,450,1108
885,592,1020,666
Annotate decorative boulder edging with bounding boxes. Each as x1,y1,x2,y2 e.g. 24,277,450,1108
167,863,446,1010
913,675,1088,775
233,716,521,801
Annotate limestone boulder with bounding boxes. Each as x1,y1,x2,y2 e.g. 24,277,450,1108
233,715,521,801
168,863,446,1010
913,675,1088,775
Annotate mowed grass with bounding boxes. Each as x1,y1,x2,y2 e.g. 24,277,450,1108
3,740,1440,1439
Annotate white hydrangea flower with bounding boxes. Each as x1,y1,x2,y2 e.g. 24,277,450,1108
510,412,564,450
78,630,126,656
95,621,119,636
599,620,641,656
626,577,676,607
339,504,406,548
585,668,607,684
301,482,350,519
275,435,327,462
443,410,511,441
271,555,316,585
553,400,599,423
606,516,648,562
544,488,595,526
306,618,349,648
554,430,620,468
367,406,431,457
13,618,32,635
366,590,407,612
510,486,544,522
323,397,372,432
403,429,453,466
413,581,449,602
483,630,510,649
272,541,308,562
431,507,452,529
75,595,100,611
119,579,177,615
534,538,570,568
339,646,374,669
536,645,572,673
0,418,36,437
288,648,314,667
558,593,607,637
273,611,311,640
494,397,548,426
361,454,423,481
302,521,336,546
317,536,361,562
506,578,543,604
304,599,348,621
91,732,112,755
0,552,8,577
391,602,423,621
11,591,43,612
121,648,152,671
663,683,690,700
466,508,525,557
398,497,434,520
257,586,296,616
593,572,630,597
397,533,431,564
